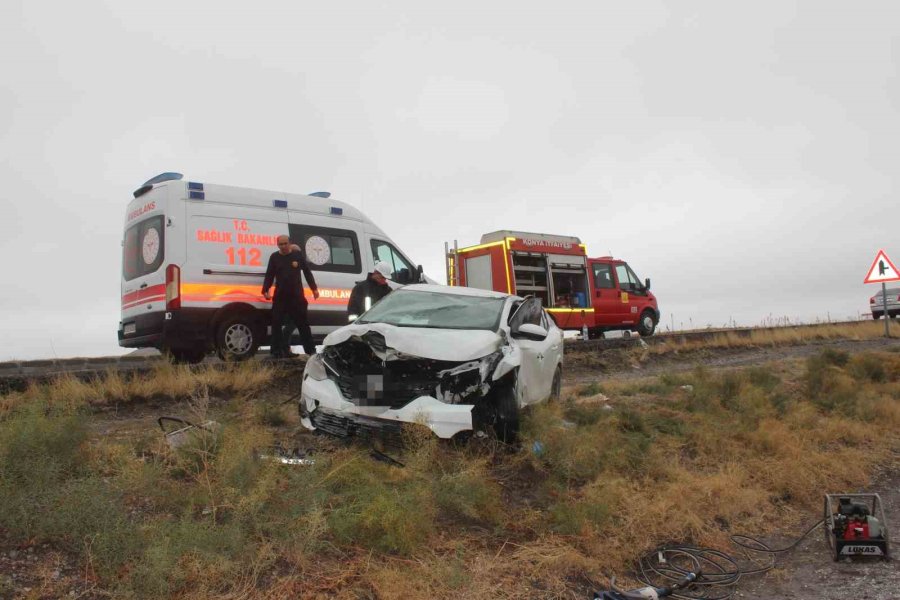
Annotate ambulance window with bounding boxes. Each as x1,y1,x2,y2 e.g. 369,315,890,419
331,236,355,266
288,224,361,273
123,226,140,281
371,240,415,280
592,263,615,289
122,215,164,281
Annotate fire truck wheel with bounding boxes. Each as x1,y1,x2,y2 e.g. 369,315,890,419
637,310,657,337
165,347,206,365
216,314,259,361
550,366,562,402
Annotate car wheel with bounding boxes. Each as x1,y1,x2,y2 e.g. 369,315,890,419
216,314,259,361
165,347,206,365
587,328,604,340
550,365,562,402
637,310,657,337
872,313,881,320
493,384,520,443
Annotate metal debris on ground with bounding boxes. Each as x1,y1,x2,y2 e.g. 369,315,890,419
158,416,221,449
257,444,316,466
369,448,405,467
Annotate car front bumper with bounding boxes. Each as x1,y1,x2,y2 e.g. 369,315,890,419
299,376,475,440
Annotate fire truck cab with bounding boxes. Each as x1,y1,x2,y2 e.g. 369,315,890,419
448,231,659,337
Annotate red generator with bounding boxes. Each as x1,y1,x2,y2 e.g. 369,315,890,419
446,231,660,338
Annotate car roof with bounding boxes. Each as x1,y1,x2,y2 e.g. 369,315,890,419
399,283,518,300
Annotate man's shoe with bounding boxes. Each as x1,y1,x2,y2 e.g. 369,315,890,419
284,351,299,358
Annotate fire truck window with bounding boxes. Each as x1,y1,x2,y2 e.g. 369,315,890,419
626,265,643,288
288,224,361,274
371,240,415,279
592,263,615,289
615,264,635,291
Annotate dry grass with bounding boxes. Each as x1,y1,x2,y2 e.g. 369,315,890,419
650,320,889,354
1,348,899,598
0,360,277,414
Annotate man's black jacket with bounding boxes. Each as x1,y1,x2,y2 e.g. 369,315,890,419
262,250,318,300
347,274,391,317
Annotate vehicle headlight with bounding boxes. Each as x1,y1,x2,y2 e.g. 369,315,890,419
304,353,329,381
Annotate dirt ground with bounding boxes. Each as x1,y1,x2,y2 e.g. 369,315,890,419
2,337,899,599
571,337,900,600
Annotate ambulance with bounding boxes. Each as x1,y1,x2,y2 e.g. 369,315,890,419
119,173,425,362
447,231,660,338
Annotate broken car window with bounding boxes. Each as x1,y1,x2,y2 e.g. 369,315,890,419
357,289,505,330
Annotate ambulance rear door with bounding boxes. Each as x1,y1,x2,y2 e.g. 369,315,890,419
120,184,171,343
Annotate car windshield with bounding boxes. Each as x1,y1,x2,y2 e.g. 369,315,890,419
357,289,505,330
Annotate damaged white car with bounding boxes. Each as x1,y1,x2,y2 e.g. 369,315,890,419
299,284,563,442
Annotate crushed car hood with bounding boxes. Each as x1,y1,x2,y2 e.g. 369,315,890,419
323,322,502,362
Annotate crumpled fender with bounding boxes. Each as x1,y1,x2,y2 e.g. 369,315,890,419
491,346,521,381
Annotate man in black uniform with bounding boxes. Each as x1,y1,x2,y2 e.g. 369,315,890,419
347,261,393,321
262,235,319,357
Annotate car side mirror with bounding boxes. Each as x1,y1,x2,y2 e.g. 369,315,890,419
417,264,424,283
645,278,651,290
396,268,411,284
513,323,549,341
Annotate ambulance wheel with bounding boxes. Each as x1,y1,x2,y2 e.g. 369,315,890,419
166,347,206,365
216,315,259,361
637,310,657,337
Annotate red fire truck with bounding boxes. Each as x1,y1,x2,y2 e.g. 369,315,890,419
446,231,660,337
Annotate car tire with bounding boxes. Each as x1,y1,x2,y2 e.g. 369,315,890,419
165,347,206,365
493,384,520,443
216,314,259,361
587,328,604,340
550,365,562,402
637,310,657,337
872,313,881,320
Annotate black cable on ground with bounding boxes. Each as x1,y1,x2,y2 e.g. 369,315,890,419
631,519,824,599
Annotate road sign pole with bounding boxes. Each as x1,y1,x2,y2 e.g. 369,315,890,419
883,282,891,338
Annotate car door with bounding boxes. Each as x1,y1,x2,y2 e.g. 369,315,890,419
540,308,564,383
508,298,556,405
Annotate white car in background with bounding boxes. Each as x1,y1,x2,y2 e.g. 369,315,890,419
870,287,900,320
299,284,564,442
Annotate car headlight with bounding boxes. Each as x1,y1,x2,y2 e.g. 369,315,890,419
304,353,329,381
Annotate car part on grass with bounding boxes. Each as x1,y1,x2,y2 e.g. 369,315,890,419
824,493,890,560
369,448,405,468
257,444,316,466
158,416,221,449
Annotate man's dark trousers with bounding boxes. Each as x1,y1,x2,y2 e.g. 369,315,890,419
271,293,315,355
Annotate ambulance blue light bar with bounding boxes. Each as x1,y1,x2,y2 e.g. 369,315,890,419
143,172,183,186
309,191,331,198
330,207,343,215
273,200,288,208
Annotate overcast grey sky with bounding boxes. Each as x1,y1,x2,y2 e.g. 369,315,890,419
1,0,897,360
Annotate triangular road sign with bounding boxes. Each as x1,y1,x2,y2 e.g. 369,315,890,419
864,249,900,284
